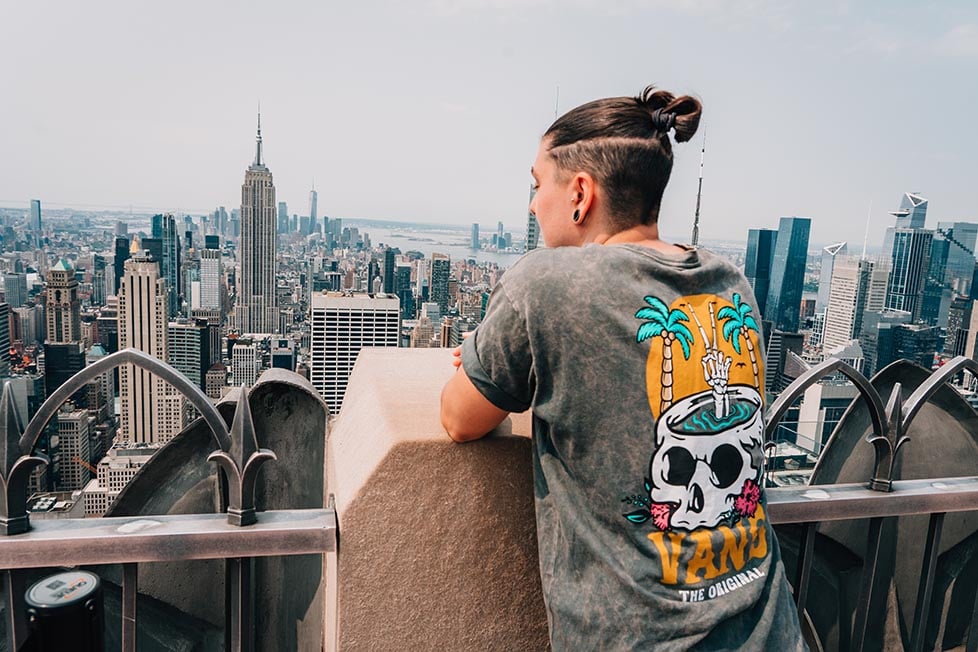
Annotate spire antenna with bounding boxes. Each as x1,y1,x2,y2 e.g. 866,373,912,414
691,130,706,246
254,104,264,167
861,200,873,260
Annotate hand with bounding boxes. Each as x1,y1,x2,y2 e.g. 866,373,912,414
452,331,474,369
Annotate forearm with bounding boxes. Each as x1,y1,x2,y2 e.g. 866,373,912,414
440,367,510,443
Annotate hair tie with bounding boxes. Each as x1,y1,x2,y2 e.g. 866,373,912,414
649,108,676,132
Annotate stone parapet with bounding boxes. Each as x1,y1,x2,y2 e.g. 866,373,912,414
328,348,548,650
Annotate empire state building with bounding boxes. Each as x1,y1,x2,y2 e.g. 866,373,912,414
236,113,279,334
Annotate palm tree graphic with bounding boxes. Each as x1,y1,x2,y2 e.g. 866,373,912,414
717,293,761,390
636,296,694,414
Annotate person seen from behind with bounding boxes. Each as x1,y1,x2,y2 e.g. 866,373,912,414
440,84,807,651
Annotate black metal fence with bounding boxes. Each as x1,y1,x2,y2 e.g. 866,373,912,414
0,349,337,651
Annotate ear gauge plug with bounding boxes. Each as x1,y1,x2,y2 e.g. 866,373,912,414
572,209,580,222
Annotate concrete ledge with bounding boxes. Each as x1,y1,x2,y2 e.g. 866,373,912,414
328,348,548,650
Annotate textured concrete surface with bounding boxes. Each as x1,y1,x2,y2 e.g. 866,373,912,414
328,348,548,651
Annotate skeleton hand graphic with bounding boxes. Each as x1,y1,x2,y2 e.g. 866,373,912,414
702,349,731,418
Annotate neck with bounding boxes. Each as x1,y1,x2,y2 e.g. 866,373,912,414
590,223,685,254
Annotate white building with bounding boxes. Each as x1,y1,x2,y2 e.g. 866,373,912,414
80,443,159,516
118,239,184,444
823,255,890,354
310,292,400,415
192,247,221,311
231,337,264,387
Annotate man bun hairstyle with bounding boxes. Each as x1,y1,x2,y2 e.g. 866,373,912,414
543,85,702,227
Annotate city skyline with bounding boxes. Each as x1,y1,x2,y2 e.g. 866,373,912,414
2,2,977,247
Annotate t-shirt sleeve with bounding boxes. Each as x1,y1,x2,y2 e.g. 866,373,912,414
460,283,534,413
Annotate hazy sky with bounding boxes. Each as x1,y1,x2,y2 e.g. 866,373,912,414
2,1,976,246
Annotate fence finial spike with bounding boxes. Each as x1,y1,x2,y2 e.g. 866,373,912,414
208,384,277,526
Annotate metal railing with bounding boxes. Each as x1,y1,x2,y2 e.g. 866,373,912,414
3,349,978,650
765,355,978,652
0,349,337,652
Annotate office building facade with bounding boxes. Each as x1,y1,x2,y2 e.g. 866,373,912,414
309,292,400,415
765,217,811,333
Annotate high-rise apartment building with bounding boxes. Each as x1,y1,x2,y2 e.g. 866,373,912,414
765,217,811,333
309,292,400,415
118,239,184,444
822,256,890,353
430,253,451,315
236,114,279,334
745,228,778,318
46,259,81,344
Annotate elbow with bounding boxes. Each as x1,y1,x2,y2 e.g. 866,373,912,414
441,403,475,443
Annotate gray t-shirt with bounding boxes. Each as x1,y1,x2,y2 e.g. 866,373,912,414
462,244,805,651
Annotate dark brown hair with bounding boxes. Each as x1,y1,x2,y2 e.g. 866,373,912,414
543,85,702,227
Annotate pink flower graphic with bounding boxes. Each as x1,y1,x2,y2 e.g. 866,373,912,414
649,502,674,531
733,478,761,518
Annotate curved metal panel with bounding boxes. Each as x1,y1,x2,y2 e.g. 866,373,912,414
766,357,887,443
21,348,230,452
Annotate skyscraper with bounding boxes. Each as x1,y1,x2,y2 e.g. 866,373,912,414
309,186,318,235
236,113,279,334
4,272,27,309
113,236,130,296
744,228,778,318
192,248,222,312
118,238,184,444
167,318,210,391
471,223,480,250
30,199,41,234
430,253,451,315
816,242,847,314
46,259,81,344
527,194,541,252
277,201,289,234
91,255,107,306
822,256,890,353
885,228,933,322
383,247,396,294
309,292,399,415
394,262,414,319
765,217,811,333
152,213,181,317
891,192,928,229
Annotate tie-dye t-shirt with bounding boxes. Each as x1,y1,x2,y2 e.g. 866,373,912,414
461,243,806,651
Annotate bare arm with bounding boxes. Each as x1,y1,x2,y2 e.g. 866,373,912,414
440,362,510,443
